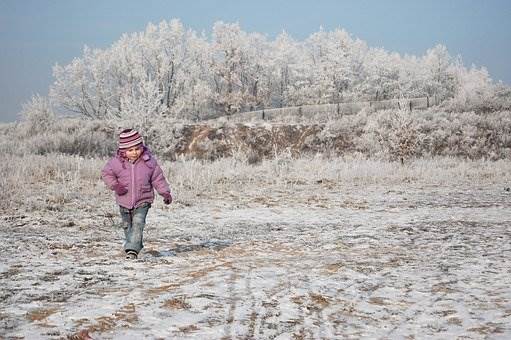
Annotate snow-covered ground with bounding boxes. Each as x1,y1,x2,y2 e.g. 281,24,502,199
1,177,510,339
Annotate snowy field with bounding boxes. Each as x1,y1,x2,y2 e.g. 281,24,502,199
1,156,511,339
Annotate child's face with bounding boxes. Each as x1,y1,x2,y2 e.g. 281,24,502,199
125,145,143,161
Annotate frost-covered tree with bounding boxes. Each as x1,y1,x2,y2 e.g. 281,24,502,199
210,22,243,114
269,31,299,107
244,32,273,110
51,47,111,118
51,19,198,119
362,49,403,100
448,61,493,110
210,22,268,114
313,28,367,103
119,77,166,120
398,54,428,99
287,27,370,105
172,31,213,119
422,44,456,100
43,20,506,121
108,19,194,118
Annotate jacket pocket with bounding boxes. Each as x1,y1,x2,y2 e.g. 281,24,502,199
139,185,153,199
141,185,153,193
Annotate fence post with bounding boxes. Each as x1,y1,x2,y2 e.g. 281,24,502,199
409,101,412,111
427,96,429,108
337,102,340,115
262,110,265,120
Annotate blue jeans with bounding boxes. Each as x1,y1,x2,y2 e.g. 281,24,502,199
119,203,151,253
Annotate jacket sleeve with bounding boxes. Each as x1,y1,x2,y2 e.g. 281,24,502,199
101,159,118,191
150,161,171,197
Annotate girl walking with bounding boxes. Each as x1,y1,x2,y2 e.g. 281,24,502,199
101,129,173,259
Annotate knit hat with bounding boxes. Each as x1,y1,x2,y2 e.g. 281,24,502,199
118,129,143,150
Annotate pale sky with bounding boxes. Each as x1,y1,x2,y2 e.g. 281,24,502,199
1,0,510,122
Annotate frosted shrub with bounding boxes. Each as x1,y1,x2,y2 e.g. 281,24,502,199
29,130,115,157
0,123,19,154
315,116,361,157
431,111,511,160
490,85,511,111
1,118,117,157
19,94,56,137
2,107,511,161
135,118,179,158
366,110,421,163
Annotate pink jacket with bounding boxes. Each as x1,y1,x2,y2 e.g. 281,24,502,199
101,147,171,209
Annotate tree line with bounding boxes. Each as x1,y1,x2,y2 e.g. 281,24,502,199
28,19,499,121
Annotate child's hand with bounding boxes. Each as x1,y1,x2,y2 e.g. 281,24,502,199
163,193,172,205
113,183,128,196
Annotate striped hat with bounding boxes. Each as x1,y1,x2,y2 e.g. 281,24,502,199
118,129,144,150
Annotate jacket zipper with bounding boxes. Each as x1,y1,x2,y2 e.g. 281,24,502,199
130,162,136,208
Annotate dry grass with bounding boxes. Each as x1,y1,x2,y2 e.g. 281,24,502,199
0,154,106,211
25,307,59,322
1,152,509,212
167,154,511,203
162,297,191,310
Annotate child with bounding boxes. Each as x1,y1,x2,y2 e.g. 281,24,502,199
101,129,173,259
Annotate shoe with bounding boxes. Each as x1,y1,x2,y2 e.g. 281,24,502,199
125,250,138,259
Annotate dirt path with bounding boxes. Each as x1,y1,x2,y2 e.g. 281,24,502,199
1,184,510,339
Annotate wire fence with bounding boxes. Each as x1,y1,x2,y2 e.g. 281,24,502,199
205,96,440,123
